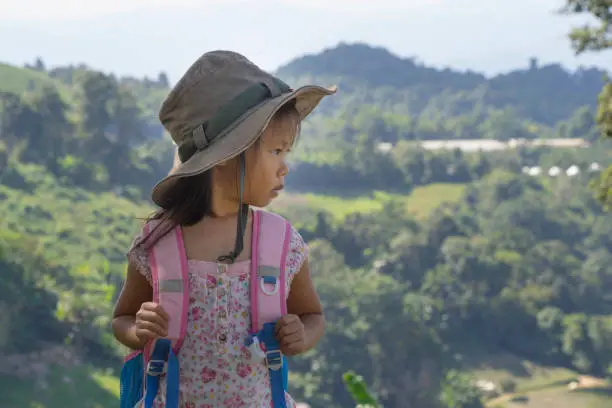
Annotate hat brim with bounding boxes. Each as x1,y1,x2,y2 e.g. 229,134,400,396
151,84,337,206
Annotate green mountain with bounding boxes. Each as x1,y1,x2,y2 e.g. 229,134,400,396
278,42,607,122
1,45,612,408
275,43,606,162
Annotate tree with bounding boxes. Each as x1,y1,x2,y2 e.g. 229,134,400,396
80,71,118,158
563,0,612,205
31,87,73,173
439,370,484,408
564,0,612,53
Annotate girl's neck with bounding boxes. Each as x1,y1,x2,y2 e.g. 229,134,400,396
210,190,242,218
209,167,247,218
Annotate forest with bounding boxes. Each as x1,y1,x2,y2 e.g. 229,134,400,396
1,19,612,408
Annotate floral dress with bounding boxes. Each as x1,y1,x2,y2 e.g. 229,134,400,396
128,224,307,408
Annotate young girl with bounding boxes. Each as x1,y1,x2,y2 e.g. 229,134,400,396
111,50,336,407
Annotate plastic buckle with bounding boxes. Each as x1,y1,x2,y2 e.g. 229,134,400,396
265,350,283,371
259,276,280,295
244,335,266,362
146,359,167,376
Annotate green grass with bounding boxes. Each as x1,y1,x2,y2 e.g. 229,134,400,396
271,190,391,219
463,350,612,408
489,386,612,408
469,356,577,392
0,365,119,408
404,183,466,218
271,183,467,220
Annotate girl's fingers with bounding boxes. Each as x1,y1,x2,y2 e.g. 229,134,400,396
135,329,158,341
276,322,302,338
138,310,168,330
280,341,304,356
150,303,170,321
140,302,170,321
137,321,167,337
280,332,303,346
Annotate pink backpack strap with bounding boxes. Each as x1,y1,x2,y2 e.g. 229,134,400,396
250,209,292,332
143,221,189,356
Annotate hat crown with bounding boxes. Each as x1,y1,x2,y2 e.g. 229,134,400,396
159,50,282,145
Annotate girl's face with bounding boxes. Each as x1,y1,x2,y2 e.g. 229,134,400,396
214,113,297,209
244,116,295,207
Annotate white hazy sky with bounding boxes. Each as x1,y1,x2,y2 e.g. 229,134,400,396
1,0,610,83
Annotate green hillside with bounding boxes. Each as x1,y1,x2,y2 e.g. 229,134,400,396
0,63,72,98
277,43,604,122
277,44,605,155
270,183,467,221
0,62,168,141
2,42,612,408
0,366,119,408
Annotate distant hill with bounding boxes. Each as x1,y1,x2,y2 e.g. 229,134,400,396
277,43,486,91
277,42,606,122
1,43,606,156
1,45,606,195
275,43,606,154
0,61,169,141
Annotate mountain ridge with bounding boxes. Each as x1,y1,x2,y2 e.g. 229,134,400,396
276,42,609,81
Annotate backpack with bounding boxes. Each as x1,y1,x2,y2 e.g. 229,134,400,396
119,209,292,408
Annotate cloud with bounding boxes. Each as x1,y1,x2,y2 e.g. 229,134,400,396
281,0,444,10
0,0,226,21
1,0,134,21
0,0,444,22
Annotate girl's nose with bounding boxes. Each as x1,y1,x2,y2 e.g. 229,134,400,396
279,160,289,176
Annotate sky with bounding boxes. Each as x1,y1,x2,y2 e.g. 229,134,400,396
1,0,611,83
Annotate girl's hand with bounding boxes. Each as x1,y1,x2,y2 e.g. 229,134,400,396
275,314,307,356
135,302,169,342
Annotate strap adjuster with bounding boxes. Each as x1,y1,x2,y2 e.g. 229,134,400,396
265,350,283,371
260,276,280,295
146,359,167,376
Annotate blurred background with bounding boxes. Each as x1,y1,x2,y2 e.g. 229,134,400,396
1,1,612,407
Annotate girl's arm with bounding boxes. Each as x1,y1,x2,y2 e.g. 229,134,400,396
112,260,166,350
279,258,325,355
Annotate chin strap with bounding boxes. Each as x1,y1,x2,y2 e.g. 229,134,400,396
217,153,249,264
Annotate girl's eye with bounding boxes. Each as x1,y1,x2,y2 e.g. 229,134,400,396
273,149,283,155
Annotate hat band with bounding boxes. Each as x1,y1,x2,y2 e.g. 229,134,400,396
177,77,292,163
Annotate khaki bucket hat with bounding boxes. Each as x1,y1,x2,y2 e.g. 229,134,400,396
151,50,337,206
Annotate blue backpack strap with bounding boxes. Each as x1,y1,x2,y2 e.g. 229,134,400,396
258,323,289,408
143,339,179,408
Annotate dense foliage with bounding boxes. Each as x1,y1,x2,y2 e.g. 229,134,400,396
1,41,612,407
563,0,612,206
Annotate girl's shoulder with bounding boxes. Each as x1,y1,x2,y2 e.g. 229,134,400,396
285,219,307,257
286,222,308,279
126,220,160,284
